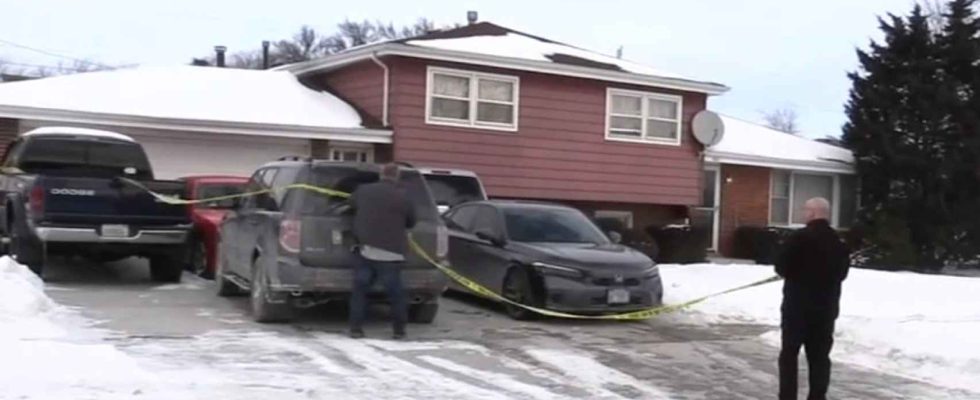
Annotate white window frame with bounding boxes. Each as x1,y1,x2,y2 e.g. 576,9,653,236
425,66,520,132
605,88,683,146
328,145,374,163
769,170,842,228
594,210,634,229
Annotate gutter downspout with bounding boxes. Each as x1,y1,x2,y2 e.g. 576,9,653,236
370,52,390,127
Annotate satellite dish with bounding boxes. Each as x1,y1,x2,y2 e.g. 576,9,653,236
692,110,725,147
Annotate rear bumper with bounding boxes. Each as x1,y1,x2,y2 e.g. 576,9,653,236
541,274,664,314
34,225,191,245
270,259,449,296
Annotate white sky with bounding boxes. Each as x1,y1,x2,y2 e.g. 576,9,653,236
1,0,919,138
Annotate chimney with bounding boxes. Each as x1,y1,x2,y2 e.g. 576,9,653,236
214,45,227,67
262,41,270,70
467,11,478,25
616,46,623,59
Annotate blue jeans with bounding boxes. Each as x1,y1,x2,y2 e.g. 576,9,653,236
349,256,407,332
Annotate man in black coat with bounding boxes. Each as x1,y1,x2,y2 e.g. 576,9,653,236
348,163,417,340
775,197,850,400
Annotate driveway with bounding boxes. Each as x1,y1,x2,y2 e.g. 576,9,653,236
39,257,972,400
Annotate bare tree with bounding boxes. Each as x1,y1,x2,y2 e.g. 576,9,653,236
274,25,332,64
762,108,800,134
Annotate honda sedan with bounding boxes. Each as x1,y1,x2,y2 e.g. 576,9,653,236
443,201,663,319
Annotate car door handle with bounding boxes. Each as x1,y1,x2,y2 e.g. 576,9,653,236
247,219,261,226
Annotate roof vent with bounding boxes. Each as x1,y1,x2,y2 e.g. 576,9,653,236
467,11,478,25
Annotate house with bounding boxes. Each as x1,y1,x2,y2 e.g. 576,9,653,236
0,66,390,178
278,21,730,235
701,115,856,256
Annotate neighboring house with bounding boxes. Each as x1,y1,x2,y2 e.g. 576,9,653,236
279,21,730,233
701,115,856,256
0,66,390,178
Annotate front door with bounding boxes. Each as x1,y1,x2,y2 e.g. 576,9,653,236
697,167,721,252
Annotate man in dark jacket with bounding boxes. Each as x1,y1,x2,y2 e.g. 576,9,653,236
775,197,850,400
348,163,417,339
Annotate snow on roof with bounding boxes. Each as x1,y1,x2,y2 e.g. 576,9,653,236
278,23,727,94
707,115,854,173
0,66,364,130
401,23,718,86
22,126,135,142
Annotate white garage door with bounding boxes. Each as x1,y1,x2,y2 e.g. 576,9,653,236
133,132,310,179
19,121,313,180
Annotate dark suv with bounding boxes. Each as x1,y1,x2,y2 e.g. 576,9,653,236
215,160,449,323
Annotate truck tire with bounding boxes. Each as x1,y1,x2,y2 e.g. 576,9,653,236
9,212,44,277
250,255,293,323
409,301,439,324
149,254,183,283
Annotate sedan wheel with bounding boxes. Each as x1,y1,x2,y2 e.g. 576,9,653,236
503,269,539,321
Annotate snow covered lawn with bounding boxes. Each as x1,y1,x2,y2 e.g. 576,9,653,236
660,263,980,394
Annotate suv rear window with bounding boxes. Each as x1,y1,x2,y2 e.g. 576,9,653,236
286,166,438,221
17,137,152,179
422,174,486,208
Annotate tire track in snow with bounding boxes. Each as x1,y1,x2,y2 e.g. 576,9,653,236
313,334,512,400
526,348,672,399
418,355,567,400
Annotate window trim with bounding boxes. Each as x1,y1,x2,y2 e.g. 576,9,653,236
768,170,842,228
605,88,683,146
425,66,520,132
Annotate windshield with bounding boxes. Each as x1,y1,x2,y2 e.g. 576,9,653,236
503,207,610,244
17,138,152,179
287,166,438,221
194,183,246,209
423,174,485,207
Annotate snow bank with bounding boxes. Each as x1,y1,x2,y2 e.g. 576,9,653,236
660,263,980,393
0,256,159,399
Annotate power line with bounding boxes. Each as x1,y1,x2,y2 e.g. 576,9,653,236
0,38,116,69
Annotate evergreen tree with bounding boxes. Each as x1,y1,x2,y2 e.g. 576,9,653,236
843,6,954,269
937,0,980,260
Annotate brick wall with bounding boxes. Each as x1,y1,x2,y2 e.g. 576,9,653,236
718,164,771,256
0,118,18,152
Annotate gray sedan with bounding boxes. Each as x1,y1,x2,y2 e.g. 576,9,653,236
443,201,663,319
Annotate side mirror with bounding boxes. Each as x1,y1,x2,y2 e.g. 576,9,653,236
475,229,506,247
607,231,623,244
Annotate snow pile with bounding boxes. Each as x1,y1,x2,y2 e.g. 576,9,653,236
660,263,980,393
0,256,158,399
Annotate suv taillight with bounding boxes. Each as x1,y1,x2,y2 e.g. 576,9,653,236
279,219,302,253
28,185,44,217
436,225,449,259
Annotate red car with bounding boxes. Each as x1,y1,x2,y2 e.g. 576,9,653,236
179,175,249,278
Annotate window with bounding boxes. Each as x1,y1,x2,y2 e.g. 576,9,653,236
606,89,683,145
770,171,791,225
427,67,519,131
769,170,859,228
447,205,479,232
328,147,373,163
594,210,634,230
472,206,504,236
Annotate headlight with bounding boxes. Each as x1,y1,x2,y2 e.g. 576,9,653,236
532,262,584,279
642,265,660,278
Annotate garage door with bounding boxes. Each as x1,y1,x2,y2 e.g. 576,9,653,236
133,132,310,179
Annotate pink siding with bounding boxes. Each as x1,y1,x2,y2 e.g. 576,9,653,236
317,60,385,125
322,56,707,206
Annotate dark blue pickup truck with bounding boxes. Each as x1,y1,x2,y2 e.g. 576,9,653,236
0,127,191,281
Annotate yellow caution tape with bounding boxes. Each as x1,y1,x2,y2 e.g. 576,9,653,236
120,177,780,320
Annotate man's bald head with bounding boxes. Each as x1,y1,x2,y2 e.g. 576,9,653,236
803,197,831,223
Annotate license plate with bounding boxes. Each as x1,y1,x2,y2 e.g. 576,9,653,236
101,224,130,238
607,288,630,304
